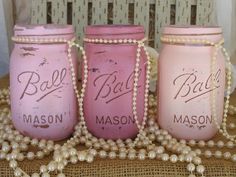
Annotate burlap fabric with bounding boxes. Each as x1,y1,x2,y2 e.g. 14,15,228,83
1,75,236,177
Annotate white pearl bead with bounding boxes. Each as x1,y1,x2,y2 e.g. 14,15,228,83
42,172,50,177
54,154,63,162
138,152,146,160
14,168,22,177
31,173,40,177
48,162,56,171
16,153,24,161
70,156,78,164
36,151,44,159
119,152,127,159
62,151,69,158
185,154,193,162
57,163,65,171
196,165,205,174
40,165,48,173
223,152,231,159
207,140,215,147
148,151,156,159
217,141,224,148
27,152,35,160
128,152,136,160
198,140,205,147
161,154,169,161
193,157,201,165
188,174,196,177
86,154,94,163
155,146,164,154
187,163,195,172
214,151,222,158
9,160,17,168
109,152,116,159
204,150,212,158
231,154,236,162
99,150,107,158
170,154,178,163
178,154,185,162
226,141,234,148
57,173,66,177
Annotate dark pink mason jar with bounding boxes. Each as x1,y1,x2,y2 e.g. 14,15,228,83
83,25,147,140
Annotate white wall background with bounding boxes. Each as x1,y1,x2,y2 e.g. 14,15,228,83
0,0,236,77
0,0,13,77
216,0,236,62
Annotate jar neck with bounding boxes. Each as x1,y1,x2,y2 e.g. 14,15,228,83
12,34,75,44
161,33,223,47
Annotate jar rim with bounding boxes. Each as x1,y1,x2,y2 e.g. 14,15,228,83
163,25,222,36
85,25,145,36
14,24,75,36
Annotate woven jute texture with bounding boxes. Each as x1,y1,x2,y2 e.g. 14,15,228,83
1,75,236,177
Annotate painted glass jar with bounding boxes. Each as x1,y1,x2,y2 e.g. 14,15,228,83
83,25,148,140
10,24,78,140
158,26,225,140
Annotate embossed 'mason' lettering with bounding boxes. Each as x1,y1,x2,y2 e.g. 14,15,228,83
173,114,213,125
23,114,63,124
96,115,135,125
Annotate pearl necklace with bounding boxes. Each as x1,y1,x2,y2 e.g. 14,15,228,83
161,36,234,142
11,36,70,44
0,89,236,177
82,37,151,145
2,36,205,177
68,38,151,146
0,89,207,177
2,87,236,177
0,35,234,177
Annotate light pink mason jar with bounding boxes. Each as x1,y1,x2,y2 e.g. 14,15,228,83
10,24,78,140
158,26,225,140
83,25,147,140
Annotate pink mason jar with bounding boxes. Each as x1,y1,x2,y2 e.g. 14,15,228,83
158,26,225,140
10,24,78,140
83,25,147,140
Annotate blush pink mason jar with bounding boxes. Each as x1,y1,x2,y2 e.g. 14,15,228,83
10,24,78,140
158,26,225,140
83,25,147,140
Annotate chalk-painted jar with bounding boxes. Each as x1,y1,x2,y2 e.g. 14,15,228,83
158,26,225,140
83,25,148,140
10,24,78,140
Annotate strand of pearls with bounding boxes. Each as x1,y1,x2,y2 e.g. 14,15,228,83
11,37,70,44
0,92,206,177
0,37,205,177
0,89,55,177
1,35,235,177
82,38,152,146
161,36,235,143
0,88,10,105
64,38,206,177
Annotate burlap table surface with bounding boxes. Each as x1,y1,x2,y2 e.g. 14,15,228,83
0,75,236,177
